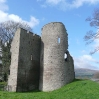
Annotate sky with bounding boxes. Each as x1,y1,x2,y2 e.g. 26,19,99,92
0,0,99,70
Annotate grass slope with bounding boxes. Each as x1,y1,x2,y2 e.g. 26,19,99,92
0,79,99,99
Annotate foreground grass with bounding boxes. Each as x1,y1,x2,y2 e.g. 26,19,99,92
0,79,99,99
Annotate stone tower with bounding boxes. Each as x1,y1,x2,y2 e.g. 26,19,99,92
7,28,41,92
39,22,75,91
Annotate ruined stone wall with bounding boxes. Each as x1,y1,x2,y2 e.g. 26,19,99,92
39,22,75,91
17,29,41,92
7,28,41,92
7,28,21,91
64,51,75,83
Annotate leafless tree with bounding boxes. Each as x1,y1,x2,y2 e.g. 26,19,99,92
84,8,99,54
0,20,32,81
0,20,32,43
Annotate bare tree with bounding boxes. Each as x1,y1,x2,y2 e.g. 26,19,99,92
0,20,32,81
84,8,99,54
0,20,32,43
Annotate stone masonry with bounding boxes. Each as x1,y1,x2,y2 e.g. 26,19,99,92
7,28,41,92
7,22,75,92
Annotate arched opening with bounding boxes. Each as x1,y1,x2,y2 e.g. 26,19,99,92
64,52,67,61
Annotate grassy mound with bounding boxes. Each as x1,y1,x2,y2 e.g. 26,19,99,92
0,79,99,99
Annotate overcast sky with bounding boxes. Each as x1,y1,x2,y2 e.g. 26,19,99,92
0,0,99,70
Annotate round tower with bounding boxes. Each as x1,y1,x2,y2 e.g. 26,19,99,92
39,22,71,91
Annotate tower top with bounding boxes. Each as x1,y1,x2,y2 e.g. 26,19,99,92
42,22,66,30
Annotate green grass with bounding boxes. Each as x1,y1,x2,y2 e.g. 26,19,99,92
0,79,99,99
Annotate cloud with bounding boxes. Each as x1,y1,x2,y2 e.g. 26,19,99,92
0,10,39,28
74,54,99,70
0,0,8,11
46,0,62,5
0,10,23,22
69,0,99,8
37,0,99,10
0,1,39,28
27,16,39,28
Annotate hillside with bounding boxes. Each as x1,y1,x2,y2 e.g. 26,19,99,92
75,68,99,79
0,79,99,99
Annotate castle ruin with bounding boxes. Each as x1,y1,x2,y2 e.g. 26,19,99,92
7,22,75,92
